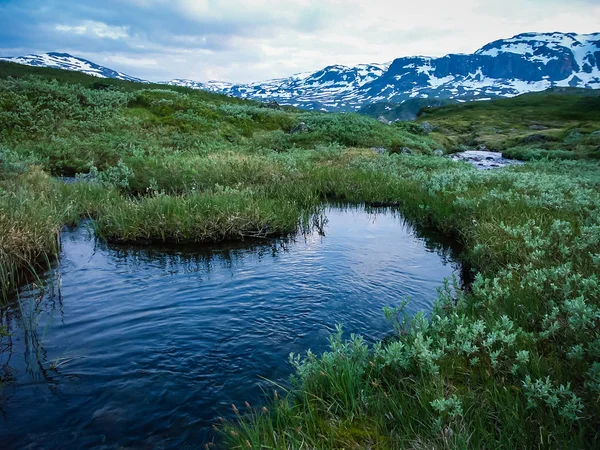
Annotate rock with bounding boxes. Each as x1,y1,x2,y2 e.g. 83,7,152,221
476,144,487,151
370,147,387,155
450,150,524,170
565,129,582,141
522,134,547,144
290,122,309,134
263,100,281,110
400,147,412,155
591,130,600,136
377,116,390,125
420,121,434,133
433,149,444,157
529,125,548,130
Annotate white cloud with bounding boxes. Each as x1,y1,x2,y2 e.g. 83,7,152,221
154,0,600,82
105,55,158,67
55,21,129,40
4,0,599,83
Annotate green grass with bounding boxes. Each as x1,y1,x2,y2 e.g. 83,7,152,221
0,64,439,298
223,157,600,449
0,167,120,299
1,63,600,448
417,88,600,159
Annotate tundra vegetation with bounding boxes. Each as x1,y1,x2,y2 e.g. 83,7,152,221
1,61,600,448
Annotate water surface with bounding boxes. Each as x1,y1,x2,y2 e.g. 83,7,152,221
451,150,524,169
0,206,461,449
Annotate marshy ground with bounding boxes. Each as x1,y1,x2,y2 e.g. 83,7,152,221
1,61,600,448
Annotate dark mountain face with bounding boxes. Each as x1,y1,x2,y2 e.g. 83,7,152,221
2,32,599,111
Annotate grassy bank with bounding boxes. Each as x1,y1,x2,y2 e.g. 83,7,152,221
224,157,600,449
417,88,600,160
0,61,440,298
1,63,600,448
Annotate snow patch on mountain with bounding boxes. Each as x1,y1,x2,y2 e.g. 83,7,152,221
0,52,145,82
2,32,599,112
175,32,599,111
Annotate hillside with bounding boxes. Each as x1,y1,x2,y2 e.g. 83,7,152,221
419,88,600,159
360,98,458,122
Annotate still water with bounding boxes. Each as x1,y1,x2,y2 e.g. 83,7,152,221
0,206,461,449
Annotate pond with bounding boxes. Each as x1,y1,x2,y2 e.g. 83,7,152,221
0,205,463,449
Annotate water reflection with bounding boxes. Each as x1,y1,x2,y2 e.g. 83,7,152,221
0,205,463,449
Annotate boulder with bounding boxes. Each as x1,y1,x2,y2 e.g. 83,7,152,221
290,122,309,134
591,130,600,136
370,147,387,155
522,134,547,144
476,144,487,151
400,147,413,155
529,125,548,130
565,129,582,141
377,116,390,125
263,100,282,110
420,121,434,133
433,149,444,156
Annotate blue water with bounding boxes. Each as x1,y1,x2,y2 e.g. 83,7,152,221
0,206,461,449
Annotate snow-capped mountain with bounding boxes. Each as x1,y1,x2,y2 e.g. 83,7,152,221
0,52,145,82
2,32,599,111
164,63,390,110
190,32,599,111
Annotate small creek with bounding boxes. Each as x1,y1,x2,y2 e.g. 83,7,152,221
451,150,524,169
0,205,463,449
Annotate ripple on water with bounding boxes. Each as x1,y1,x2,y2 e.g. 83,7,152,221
451,150,524,169
0,206,462,449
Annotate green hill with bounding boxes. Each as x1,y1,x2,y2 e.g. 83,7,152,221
419,88,600,159
360,98,457,122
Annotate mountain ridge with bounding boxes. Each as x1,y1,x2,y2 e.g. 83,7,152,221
2,31,599,111
0,52,145,83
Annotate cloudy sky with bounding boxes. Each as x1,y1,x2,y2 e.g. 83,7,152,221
1,0,599,83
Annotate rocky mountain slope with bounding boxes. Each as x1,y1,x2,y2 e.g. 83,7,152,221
0,52,145,83
2,32,599,111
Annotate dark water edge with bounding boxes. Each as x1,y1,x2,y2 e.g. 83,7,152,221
0,205,464,449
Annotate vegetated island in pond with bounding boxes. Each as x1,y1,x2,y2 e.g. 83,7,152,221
1,60,600,448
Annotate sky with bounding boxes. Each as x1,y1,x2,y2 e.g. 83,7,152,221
1,0,599,83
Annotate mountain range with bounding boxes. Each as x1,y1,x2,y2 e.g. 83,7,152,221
2,32,599,112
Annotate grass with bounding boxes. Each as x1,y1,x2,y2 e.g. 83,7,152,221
416,88,600,159
94,188,308,244
0,63,440,297
0,167,119,299
223,157,600,449
1,63,600,448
